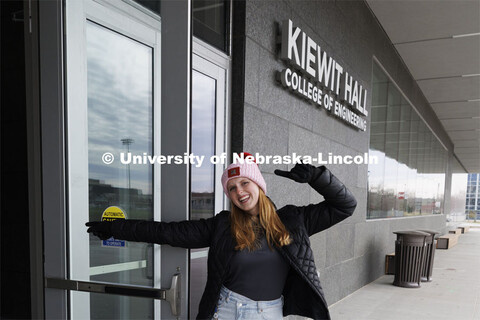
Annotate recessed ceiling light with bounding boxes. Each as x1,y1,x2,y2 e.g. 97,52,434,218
462,74,480,77
468,99,480,102
452,32,480,38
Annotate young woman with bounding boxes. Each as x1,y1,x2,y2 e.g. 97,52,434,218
86,156,357,320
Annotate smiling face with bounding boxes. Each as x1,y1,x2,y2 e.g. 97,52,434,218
227,177,260,216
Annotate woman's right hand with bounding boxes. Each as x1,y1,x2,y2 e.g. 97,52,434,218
86,221,114,240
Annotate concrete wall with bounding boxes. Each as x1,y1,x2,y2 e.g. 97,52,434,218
236,0,450,309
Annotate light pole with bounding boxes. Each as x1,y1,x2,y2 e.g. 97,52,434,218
120,138,134,314
121,138,134,191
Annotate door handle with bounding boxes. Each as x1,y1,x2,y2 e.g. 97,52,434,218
145,243,154,280
46,273,181,316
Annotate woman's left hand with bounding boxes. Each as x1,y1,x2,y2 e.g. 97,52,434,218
274,163,321,183
86,221,114,240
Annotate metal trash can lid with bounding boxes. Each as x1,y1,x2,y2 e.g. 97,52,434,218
417,229,439,240
393,231,430,244
417,230,439,235
393,231,430,236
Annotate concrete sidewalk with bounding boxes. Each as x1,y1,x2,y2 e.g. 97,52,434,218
329,227,480,320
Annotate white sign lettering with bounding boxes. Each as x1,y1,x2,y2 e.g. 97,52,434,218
279,19,368,131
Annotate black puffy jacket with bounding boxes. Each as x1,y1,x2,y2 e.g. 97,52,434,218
108,166,357,319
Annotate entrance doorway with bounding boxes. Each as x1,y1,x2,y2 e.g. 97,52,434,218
189,41,230,317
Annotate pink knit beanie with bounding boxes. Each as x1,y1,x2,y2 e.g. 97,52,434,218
221,153,267,198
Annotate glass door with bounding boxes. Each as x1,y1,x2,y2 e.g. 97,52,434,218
63,0,171,319
84,20,155,319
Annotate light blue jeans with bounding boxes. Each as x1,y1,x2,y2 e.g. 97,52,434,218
212,285,284,320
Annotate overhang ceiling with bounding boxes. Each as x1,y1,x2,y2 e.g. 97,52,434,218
366,0,480,173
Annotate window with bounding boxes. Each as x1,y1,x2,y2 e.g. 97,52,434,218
367,63,447,219
132,0,231,53
132,0,161,16
467,186,477,194
193,0,230,53
469,174,478,182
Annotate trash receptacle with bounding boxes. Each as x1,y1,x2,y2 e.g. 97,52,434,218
418,230,439,282
393,231,429,288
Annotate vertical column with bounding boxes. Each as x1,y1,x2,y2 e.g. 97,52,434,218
160,1,191,319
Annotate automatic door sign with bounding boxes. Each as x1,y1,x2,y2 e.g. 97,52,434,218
101,206,126,248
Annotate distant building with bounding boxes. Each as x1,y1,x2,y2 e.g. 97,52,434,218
466,174,480,220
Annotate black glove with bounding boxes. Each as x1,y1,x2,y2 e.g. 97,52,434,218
274,163,320,183
86,221,114,240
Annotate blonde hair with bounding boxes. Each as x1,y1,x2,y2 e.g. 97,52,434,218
231,189,292,251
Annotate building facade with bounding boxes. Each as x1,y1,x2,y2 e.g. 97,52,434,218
2,0,466,319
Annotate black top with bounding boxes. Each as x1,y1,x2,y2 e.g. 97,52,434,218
223,233,290,301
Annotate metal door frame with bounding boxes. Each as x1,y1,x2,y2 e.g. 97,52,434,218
188,37,231,318
40,0,192,318
192,37,232,213
65,0,162,318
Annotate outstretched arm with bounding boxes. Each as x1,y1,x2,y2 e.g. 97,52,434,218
275,164,357,236
86,217,215,249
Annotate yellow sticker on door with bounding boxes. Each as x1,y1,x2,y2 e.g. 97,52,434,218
101,206,126,248
101,206,126,222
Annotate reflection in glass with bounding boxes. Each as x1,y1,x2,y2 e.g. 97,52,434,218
132,0,161,15
368,63,446,219
86,21,154,318
191,70,216,221
190,70,217,318
193,0,229,52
